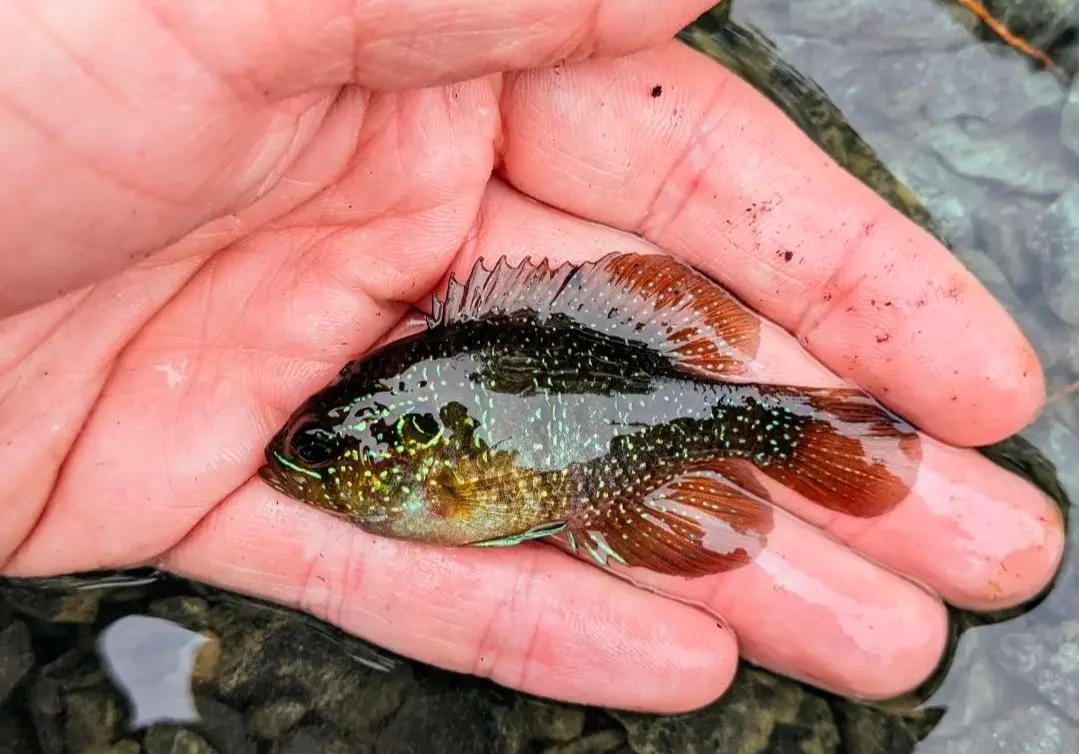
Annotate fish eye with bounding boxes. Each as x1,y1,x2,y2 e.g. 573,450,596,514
286,418,338,467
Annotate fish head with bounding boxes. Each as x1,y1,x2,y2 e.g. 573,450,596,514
258,372,524,545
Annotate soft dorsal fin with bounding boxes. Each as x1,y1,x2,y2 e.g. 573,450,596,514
427,253,762,380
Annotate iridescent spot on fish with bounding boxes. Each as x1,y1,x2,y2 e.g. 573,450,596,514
259,252,923,579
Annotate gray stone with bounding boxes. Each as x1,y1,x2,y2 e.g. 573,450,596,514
1030,186,1079,326
921,46,1064,131
917,704,1075,754
997,618,1079,721
0,620,33,703
929,120,1074,196
785,0,972,50
1061,84,1079,159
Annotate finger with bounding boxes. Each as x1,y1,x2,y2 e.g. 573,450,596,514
451,181,1063,613
160,481,740,713
578,508,949,700
497,40,1044,446
145,0,718,94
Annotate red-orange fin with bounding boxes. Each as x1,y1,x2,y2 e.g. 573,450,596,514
564,467,775,578
753,385,923,518
428,253,762,379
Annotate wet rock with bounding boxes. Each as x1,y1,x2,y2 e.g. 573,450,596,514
149,597,212,632
212,605,411,738
916,704,1076,754
785,0,972,50
276,724,354,754
376,684,504,754
0,620,33,703
245,697,309,740
193,695,251,753
0,708,35,754
143,725,218,754
85,742,141,754
973,194,1052,295
1030,186,1079,326
63,689,121,751
544,729,627,754
1062,84,1079,158
833,701,926,754
0,582,104,624
612,668,838,754
997,618,1079,721
498,698,586,753
929,120,1074,196
920,45,1064,130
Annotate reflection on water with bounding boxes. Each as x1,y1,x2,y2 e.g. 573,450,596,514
1,1,1078,752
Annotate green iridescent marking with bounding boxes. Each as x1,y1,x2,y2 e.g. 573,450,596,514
273,450,323,480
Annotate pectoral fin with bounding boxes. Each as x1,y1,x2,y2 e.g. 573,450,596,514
470,521,567,548
564,466,775,578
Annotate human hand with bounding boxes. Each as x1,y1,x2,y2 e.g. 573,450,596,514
0,0,1063,712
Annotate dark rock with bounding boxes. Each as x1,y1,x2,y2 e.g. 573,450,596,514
211,605,411,737
498,697,586,753
612,668,838,754
28,651,103,754
0,708,34,754
149,598,212,632
143,726,218,754
0,582,103,624
85,742,141,754
833,701,924,754
63,689,122,751
193,695,251,753
544,730,626,754
245,697,309,740
275,724,354,754
376,684,504,754
0,620,33,703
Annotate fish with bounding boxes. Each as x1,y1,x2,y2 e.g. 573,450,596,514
258,252,922,578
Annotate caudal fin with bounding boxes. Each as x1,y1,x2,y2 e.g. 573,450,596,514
752,385,922,518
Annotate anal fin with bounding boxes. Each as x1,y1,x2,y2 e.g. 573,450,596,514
564,465,775,578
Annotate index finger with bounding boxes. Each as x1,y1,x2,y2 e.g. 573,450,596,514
498,40,1044,446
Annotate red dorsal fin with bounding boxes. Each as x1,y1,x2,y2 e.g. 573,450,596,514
562,464,775,578
428,253,762,379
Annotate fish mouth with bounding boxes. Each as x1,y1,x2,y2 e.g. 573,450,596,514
257,462,289,495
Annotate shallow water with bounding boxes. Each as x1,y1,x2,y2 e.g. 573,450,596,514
2,2,1079,752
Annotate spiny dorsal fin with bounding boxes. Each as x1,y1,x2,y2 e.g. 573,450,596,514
427,253,762,380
